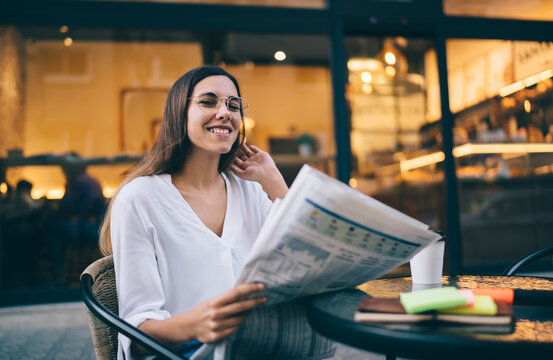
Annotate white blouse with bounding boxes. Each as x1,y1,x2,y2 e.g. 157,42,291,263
110,172,273,359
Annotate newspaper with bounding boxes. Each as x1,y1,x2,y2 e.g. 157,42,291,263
192,165,442,360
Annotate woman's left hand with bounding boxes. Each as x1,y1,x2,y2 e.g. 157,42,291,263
231,144,288,200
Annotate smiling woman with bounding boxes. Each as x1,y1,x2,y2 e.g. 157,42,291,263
99,66,289,359
185,75,245,156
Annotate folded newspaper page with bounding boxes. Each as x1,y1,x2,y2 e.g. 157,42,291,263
193,165,442,360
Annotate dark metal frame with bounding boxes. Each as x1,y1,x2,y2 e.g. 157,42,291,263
80,273,188,360
2,0,553,276
503,245,553,276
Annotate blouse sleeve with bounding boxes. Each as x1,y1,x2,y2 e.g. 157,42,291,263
110,193,171,359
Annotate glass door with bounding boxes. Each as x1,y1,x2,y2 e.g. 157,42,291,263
344,36,445,275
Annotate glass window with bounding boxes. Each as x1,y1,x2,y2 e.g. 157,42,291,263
447,39,553,271
345,36,443,275
444,0,553,21
0,25,332,294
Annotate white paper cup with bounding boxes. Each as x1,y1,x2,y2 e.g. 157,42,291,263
411,282,442,292
410,241,445,285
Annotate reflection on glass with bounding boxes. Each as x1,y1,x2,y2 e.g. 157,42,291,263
448,39,553,272
0,26,334,293
346,37,443,276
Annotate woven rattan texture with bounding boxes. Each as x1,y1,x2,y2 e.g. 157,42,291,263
82,256,119,360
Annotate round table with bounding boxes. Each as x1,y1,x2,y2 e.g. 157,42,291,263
306,275,553,360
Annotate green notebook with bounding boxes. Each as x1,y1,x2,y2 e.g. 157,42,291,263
399,287,467,314
437,295,498,316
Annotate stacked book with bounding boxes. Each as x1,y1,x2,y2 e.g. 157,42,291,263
355,287,514,325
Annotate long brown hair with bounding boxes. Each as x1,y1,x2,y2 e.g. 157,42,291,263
99,66,245,255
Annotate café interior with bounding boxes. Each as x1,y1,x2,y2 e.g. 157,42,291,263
1,0,553,306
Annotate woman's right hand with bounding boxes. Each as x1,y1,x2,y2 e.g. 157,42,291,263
231,144,288,201
136,283,266,354
185,282,267,343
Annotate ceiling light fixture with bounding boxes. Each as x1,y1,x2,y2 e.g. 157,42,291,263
499,69,552,97
400,143,553,172
274,50,286,61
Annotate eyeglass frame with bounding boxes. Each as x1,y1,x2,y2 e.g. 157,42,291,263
188,92,249,117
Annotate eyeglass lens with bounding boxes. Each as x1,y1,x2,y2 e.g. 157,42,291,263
196,92,248,114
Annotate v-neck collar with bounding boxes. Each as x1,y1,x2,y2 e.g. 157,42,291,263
164,172,231,239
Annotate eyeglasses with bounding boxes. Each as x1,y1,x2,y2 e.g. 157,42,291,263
190,92,249,116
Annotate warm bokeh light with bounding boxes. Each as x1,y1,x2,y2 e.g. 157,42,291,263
31,190,45,199
400,143,553,172
499,69,553,97
0,182,7,194
349,178,358,188
103,187,116,198
385,66,396,77
64,37,73,47
243,117,256,131
361,71,372,83
362,84,373,94
524,99,532,113
59,25,69,33
274,50,286,61
400,152,445,172
31,188,65,199
384,51,396,65
525,69,552,86
499,81,524,97
347,58,381,71
453,143,553,157
47,189,65,199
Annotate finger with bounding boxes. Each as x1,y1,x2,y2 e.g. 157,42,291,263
249,145,261,153
233,158,248,171
230,164,245,176
210,314,247,331
237,144,249,156
236,144,249,157
240,144,253,156
235,145,245,155
208,326,240,343
213,283,265,306
217,297,267,318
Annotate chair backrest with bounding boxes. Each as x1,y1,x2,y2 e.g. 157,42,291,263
81,256,187,360
81,255,119,360
503,245,553,276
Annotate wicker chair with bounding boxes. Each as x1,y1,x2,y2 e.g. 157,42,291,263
80,255,187,360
